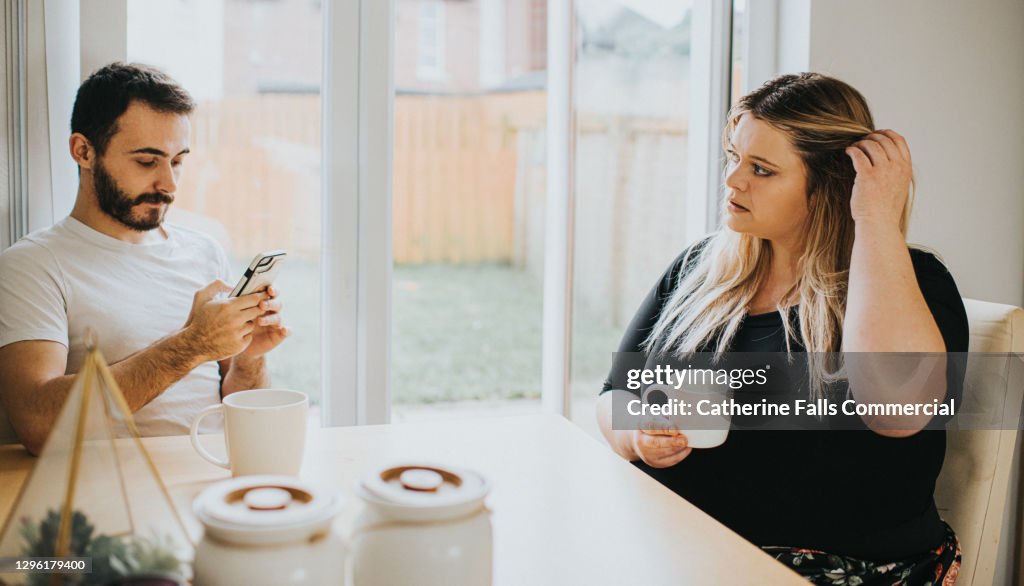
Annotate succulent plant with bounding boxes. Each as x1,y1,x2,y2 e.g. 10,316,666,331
19,509,94,559
111,535,185,578
18,509,186,586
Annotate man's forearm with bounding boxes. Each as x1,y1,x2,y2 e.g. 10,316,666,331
222,355,270,397
41,330,206,412
10,330,207,454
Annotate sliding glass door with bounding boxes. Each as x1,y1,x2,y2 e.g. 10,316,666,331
390,0,548,422
112,0,742,428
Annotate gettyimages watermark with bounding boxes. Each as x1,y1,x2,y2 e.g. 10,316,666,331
607,352,1024,432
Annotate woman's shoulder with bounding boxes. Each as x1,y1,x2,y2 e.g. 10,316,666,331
907,246,961,292
907,245,968,351
908,245,951,274
665,235,714,280
644,236,713,308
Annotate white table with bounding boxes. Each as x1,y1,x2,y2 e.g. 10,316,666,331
0,414,806,585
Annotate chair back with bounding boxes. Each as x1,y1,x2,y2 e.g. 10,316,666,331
934,298,1024,586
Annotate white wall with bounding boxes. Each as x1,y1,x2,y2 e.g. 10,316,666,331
776,0,809,74
802,0,1024,308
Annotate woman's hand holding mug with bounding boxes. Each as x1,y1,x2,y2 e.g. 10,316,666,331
631,415,692,468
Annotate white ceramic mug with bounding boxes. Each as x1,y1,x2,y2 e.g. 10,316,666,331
190,389,308,477
642,383,731,449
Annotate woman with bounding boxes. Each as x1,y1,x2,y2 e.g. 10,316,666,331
596,73,967,585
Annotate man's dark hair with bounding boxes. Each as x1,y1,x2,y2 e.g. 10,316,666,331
70,62,195,156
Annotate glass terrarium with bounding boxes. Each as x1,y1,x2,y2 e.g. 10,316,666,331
0,337,193,586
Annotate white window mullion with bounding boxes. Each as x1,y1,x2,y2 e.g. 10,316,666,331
321,0,361,427
322,0,392,427
688,0,734,235
541,0,573,417
357,0,393,425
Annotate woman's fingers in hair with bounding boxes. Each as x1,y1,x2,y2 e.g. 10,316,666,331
876,129,912,163
845,144,872,172
866,132,902,163
847,131,912,176
853,137,889,166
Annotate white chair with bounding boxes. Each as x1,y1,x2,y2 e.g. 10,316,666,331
935,298,1024,586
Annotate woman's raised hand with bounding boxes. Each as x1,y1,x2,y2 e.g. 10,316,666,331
845,129,913,229
631,415,692,468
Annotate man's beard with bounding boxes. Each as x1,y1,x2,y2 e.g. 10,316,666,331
93,160,174,231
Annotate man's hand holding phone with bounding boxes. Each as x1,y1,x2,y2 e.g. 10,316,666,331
230,251,290,360
183,249,291,362
236,283,289,360
182,280,269,362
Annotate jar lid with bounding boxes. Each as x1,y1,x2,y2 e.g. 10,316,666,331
194,475,343,545
357,463,489,521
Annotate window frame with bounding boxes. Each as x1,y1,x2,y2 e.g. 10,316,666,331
228,0,741,425
322,0,392,426
26,0,742,427
685,0,735,242
4,0,81,243
739,0,779,93
1,0,28,250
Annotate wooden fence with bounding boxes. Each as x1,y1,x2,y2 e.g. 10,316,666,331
393,92,545,263
174,92,546,263
174,95,322,259
173,92,695,329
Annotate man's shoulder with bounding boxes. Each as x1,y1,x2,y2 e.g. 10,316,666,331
0,222,69,270
0,224,69,321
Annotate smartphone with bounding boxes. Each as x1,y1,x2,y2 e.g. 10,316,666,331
230,250,287,297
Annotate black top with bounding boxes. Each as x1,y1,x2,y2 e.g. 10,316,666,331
601,242,969,562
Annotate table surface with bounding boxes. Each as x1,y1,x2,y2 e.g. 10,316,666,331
0,414,805,585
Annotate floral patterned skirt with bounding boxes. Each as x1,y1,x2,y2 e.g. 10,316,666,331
762,522,961,585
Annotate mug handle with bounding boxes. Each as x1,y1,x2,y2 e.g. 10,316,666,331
190,404,230,469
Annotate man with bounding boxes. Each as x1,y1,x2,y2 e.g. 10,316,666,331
0,63,288,455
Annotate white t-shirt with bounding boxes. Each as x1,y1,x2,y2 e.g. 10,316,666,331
0,216,230,437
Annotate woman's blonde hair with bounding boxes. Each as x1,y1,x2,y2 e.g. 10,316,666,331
644,73,912,398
